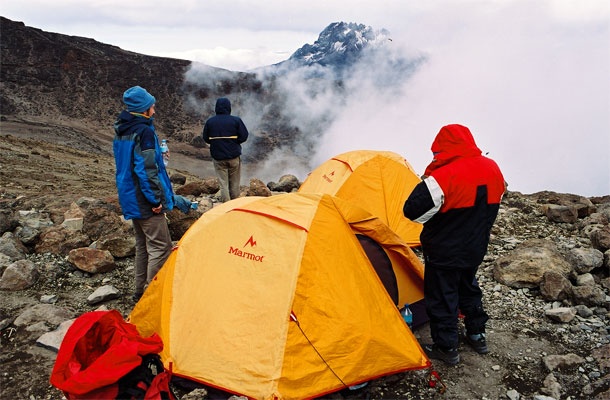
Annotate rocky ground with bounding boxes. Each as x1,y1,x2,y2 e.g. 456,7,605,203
0,129,609,400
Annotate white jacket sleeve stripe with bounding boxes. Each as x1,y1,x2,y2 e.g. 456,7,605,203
414,176,444,224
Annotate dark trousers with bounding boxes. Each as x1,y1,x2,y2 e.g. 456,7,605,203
424,263,489,349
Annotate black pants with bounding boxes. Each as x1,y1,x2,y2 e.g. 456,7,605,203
424,263,489,349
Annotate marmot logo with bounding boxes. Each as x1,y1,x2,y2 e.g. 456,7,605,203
228,235,264,262
322,171,335,183
244,235,257,247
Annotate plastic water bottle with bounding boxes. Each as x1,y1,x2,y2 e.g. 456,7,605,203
348,381,369,390
401,304,413,329
160,139,169,167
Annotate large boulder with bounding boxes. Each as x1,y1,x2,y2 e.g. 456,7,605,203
590,227,610,252
542,204,578,224
67,248,116,274
0,259,39,290
567,247,604,274
35,226,91,255
245,178,272,197
534,191,596,219
93,234,136,258
82,204,130,242
493,239,573,288
267,174,300,193
175,178,220,197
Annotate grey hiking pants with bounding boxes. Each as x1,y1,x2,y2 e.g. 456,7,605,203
132,213,173,295
213,156,241,202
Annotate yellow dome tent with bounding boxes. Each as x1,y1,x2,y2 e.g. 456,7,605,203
129,193,429,400
298,150,423,247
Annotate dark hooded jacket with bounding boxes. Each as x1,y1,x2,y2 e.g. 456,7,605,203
113,111,174,220
202,98,249,160
403,124,505,268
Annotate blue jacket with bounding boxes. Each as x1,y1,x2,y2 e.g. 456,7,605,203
202,98,249,160
113,110,174,220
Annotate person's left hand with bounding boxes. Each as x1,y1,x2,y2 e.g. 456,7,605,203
152,204,162,214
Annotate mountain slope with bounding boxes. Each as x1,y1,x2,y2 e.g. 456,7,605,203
0,17,424,176
0,17,265,157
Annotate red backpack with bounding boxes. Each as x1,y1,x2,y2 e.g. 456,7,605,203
50,310,175,400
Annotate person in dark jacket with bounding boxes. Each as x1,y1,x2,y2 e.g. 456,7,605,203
202,97,249,202
113,86,175,301
403,124,505,365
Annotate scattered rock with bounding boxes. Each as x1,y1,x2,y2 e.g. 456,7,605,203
87,284,121,305
36,318,75,352
180,388,209,400
244,178,273,197
267,174,300,193
542,373,561,399
40,294,58,304
545,307,576,323
543,204,579,223
569,247,604,274
170,173,187,185
93,234,136,258
0,259,39,290
67,248,115,274
0,231,28,260
540,270,572,301
543,353,586,371
35,226,91,256
175,178,220,197
13,303,75,327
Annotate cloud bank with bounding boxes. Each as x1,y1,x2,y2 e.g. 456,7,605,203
242,1,610,196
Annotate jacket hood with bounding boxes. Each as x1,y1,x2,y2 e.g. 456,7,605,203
424,124,482,175
215,98,231,115
114,110,153,136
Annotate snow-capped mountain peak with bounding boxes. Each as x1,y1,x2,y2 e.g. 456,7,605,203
288,22,391,68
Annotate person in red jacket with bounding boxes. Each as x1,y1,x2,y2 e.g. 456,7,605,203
403,124,506,365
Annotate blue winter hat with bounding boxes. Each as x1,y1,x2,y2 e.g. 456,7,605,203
123,86,156,112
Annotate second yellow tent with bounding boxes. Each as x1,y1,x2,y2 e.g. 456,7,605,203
299,150,423,246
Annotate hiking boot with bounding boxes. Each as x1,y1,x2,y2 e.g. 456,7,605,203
465,333,488,354
423,344,460,365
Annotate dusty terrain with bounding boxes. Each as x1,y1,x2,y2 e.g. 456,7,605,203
0,124,608,400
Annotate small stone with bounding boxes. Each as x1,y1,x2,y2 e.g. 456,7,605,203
40,294,58,304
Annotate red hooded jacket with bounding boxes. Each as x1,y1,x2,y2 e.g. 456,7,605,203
403,124,505,268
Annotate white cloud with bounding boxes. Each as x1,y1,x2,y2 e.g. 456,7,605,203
2,0,609,195
270,1,610,196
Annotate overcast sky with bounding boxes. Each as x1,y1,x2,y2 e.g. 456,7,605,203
2,0,609,196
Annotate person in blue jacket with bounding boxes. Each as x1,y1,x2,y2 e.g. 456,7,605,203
202,97,249,202
113,86,175,301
